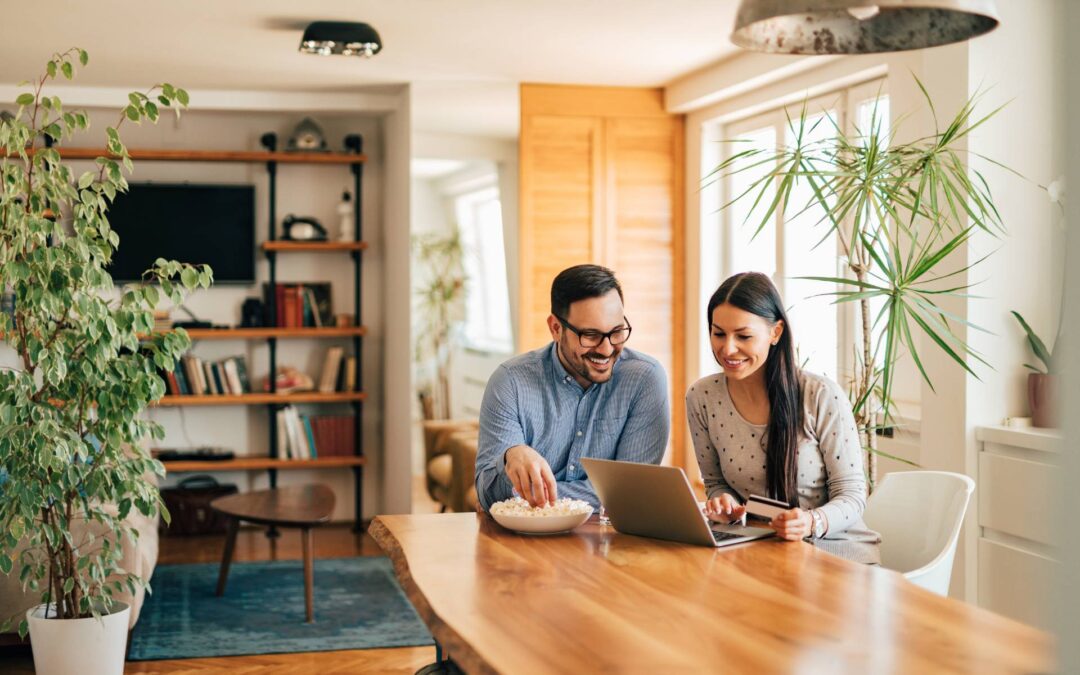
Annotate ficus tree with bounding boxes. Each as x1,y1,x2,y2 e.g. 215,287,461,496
0,48,211,635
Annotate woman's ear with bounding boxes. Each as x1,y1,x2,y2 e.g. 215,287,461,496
771,319,784,346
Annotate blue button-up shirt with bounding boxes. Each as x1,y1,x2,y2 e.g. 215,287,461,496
475,342,670,509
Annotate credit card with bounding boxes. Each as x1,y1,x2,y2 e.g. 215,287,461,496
745,493,790,520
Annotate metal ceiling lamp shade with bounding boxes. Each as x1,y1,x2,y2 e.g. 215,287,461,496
731,0,999,54
299,21,382,57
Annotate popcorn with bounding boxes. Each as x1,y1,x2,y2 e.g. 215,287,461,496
490,496,592,518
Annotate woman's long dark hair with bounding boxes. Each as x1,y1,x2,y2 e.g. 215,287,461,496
707,272,803,506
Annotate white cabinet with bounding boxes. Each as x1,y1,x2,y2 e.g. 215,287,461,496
975,425,1062,629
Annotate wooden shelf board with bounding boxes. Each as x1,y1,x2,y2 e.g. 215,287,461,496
155,392,366,406
161,455,365,472
179,326,367,340
262,241,369,252
46,147,366,164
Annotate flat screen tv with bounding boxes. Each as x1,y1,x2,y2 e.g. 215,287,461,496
106,183,256,284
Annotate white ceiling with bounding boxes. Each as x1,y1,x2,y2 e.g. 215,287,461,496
0,1,743,139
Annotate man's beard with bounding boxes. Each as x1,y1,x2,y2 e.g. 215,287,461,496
558,337,616,385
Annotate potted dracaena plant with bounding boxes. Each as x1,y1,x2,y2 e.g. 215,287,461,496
711,80,1009,486
1011,311,1059,428
0,49,210,675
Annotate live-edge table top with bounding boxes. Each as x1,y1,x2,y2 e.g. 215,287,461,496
370,513,1052,675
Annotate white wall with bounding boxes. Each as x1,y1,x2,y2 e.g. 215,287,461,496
0,87,413,520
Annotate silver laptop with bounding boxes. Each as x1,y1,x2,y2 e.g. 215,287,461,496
581,458,774,548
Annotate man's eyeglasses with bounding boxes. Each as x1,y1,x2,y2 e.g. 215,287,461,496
556,316,632,348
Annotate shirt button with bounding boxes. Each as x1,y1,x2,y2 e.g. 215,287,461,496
569,464,575,471
576,431,582,437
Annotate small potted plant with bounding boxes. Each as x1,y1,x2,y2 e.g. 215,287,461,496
1011,311,1060,428
0,49,210,675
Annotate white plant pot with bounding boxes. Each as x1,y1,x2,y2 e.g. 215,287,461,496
27,601,130,675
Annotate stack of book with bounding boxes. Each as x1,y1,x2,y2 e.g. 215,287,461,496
263,282,333,328
275,408,355,460
318,346,358,393
165,355,252,396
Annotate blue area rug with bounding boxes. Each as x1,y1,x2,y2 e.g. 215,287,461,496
128,557,433,660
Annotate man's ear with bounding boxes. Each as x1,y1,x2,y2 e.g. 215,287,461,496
547,314,561,342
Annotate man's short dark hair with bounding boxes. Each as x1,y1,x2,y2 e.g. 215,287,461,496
550,264,623,318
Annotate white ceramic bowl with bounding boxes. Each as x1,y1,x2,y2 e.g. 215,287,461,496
491,507,593,535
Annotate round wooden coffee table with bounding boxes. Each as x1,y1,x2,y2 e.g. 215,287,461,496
210,484,335,623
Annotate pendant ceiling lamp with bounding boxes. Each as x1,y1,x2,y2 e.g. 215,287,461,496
299,21,382,58
731,0,999,54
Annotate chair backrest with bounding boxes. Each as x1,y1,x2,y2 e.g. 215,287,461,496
862,471,975,581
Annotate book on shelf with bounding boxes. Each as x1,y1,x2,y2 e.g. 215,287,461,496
203,361,218,395
319,346,345,393
166,355,251,396
340,355,357,392
310,415,355,457
262,282,333,328
272,410,355,460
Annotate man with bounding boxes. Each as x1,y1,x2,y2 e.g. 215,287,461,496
475,264,669,509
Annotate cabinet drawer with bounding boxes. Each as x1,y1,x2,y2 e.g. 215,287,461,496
977,538,1056,630
978,452,1056,545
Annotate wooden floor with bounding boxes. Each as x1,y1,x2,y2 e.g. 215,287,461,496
0,477,443,674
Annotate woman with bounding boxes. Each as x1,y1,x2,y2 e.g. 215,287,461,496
686,272,880,564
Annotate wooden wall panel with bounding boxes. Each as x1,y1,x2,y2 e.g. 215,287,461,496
608,116,684,464
519,114,601,350
519,84,686,466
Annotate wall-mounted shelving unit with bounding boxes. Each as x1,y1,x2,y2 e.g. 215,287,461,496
113,136,369,524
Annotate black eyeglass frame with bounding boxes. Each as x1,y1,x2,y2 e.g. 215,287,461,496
555,315,632,348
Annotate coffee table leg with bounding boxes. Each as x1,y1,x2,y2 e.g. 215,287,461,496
216,518,239,596
302,526,314,623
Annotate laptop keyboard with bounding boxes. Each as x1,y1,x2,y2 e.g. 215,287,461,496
710,529,746,542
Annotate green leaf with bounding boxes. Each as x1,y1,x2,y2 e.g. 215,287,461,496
63,577,74,594
176,88,189,106
79,49,89,66
181,267,197,288
1011,311,1052,373
15,93,34,106
47,61,57,78
125,105,140,121
61,61,73,80
0,555,11,575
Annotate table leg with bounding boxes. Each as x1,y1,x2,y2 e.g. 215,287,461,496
216,518,239,596
302,526,314,623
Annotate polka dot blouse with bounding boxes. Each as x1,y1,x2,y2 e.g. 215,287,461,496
685,370,880,560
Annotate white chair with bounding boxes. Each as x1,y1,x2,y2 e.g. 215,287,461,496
861,470,975,596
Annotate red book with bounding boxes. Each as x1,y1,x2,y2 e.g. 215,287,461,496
165,371,180,395
282,287,299,328
274,284,286,327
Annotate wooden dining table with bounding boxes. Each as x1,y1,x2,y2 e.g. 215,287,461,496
370,512,1053,675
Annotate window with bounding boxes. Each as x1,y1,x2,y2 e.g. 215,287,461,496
455,186,513,353
700,81,891,392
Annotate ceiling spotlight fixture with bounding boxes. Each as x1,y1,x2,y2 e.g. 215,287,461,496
731,0,999,54
299,21,382,58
